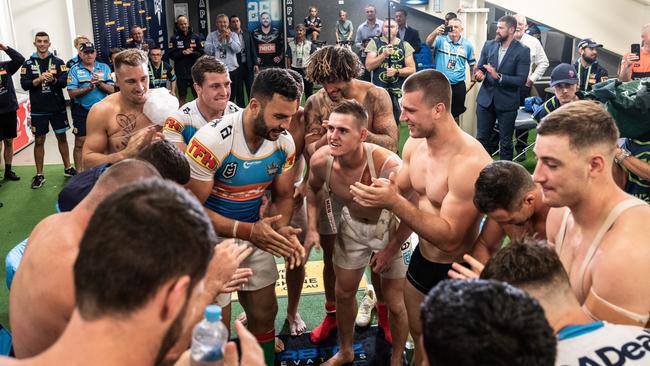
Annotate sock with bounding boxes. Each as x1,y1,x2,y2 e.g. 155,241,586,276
255,329,275,366
309,303,337,344
5,164,11,173
376,302,392,344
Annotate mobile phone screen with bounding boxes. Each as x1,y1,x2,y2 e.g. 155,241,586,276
631,44,641,58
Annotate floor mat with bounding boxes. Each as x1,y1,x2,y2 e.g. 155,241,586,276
275,326,391,366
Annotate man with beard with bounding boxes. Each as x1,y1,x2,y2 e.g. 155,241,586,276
303,45,398,344
252,12,284,69
185,68,304,366
573,39,608,92
474,15,530,161
164,56,240,151
4,177,253,366
82,49,158,170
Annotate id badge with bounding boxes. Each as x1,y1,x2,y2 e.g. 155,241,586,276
447,58,457,70
296,58,303,68
219,47,227,59
324,198,338,234
41,83,51,93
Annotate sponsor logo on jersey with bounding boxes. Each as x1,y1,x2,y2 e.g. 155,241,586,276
187,139,218,170
259,43,277,54
576,331,650,365
163,117,184,133
266,162,280,176
243,160,262,169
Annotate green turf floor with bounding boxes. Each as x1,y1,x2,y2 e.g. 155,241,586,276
0,122,538,333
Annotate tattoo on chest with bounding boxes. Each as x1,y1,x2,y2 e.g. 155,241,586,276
113,113,138,150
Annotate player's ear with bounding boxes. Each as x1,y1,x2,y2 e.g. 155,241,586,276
360,127,368,142
249,98,261,114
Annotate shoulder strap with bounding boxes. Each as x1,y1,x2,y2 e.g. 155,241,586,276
364,143,377,179
555,208,571,254
577,199,646,299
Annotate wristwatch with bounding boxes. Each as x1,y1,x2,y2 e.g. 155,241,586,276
615,148,632,164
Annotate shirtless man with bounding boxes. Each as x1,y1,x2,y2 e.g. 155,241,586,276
2,178,257,366
533,100,650,327
350,69,492,365
306,101,407,366
303,45,398,343
82,48,158,170
163,56,240,151
10,160,252,361
9,160,160,358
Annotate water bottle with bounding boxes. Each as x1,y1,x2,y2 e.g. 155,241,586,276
191,305,228,366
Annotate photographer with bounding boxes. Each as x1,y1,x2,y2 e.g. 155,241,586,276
619,23,650,81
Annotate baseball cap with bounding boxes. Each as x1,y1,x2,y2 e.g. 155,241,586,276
550,63,578,87
79,42,95,53
578,38,603,49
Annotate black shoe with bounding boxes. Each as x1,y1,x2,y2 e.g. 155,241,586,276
31,175,46,189
64,166,78,177
4,170,20,181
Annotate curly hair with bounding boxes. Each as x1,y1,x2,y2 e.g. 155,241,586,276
421,279,557,366
305,45,363,84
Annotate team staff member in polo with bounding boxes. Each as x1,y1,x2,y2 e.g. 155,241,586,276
20,32,76,189
573,38,608,92
148,47,176,94
67,42,115,171
0,42,25,183
169,15,205,105
426,17,476,120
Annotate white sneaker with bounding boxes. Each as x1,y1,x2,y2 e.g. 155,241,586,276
355,287,376,327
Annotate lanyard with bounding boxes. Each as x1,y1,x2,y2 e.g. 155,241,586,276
35,56,53,77
149,63,165,81
577,62,592,91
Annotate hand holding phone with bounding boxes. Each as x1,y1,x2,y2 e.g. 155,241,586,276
630,44,641,61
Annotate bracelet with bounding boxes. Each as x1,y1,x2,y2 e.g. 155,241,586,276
232,220,239,238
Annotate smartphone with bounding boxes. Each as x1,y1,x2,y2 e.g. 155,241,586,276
631,44,641,59
445,26,454,34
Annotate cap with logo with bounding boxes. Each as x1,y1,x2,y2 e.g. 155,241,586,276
550,63,578,87
577,38,603,50
79,42,95,53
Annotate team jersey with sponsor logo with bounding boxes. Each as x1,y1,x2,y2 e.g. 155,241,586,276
163,100,241,145
186,110,296,222
556,321,650,366
252,28,284,67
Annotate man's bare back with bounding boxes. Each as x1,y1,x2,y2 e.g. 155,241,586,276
9,213,87,358
304,80,397,152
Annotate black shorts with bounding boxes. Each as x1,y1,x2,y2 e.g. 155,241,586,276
0,110,18,140
406,245,468,295
71,104,89,137
450,81,467,118
31,111,70,136
177,78,196,99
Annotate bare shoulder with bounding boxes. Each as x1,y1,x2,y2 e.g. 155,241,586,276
27,213,78,252
304,90,328,117
364,84,392,109
545,207,566,245
309,145,331,170
608,203,650,252
402,137,425,162
0,356,21,365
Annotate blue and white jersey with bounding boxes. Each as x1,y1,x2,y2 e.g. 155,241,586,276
186,110,296,222
163,100,241,145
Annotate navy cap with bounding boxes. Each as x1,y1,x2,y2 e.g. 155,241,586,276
79,42,95,53
550,63,578,87
578,38,603,49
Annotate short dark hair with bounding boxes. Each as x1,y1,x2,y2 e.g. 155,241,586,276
286,68,304,97
137,140,191,185
499,15,518,31
306,45,364,84
229,15,240,20
536,100,618,154
474,161,536,213
34,31,49,40
74,177,216,319
395,8,407,16
481,238,571,293
130,25,142,33
421,279,557,366
251,68,299,103
191,56,228,85
260,11,270,17
331,100,368,129
403,69,451,110
445,12,457,21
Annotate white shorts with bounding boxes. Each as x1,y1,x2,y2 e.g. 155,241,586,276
333,208,408,279
215,238,279,307
316,196,343,235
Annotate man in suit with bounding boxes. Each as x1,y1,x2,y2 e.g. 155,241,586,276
231,15,258,107
474,15,530,161
395,8,421,53
125,25,156,51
